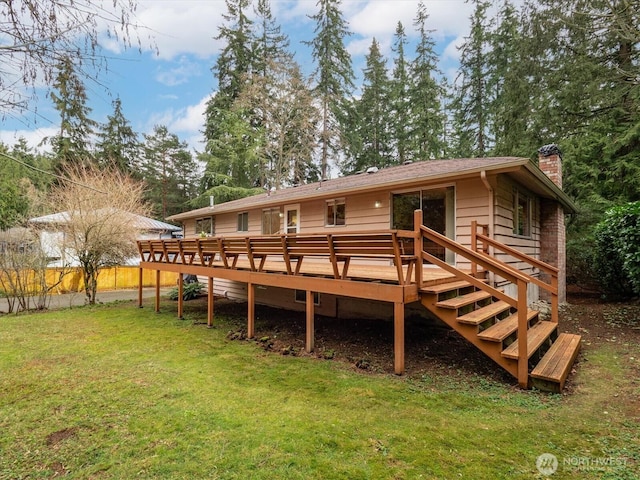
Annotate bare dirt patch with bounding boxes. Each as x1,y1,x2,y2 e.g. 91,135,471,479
46,426,78,447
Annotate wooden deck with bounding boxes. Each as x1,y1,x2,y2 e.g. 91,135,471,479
136,222,581,392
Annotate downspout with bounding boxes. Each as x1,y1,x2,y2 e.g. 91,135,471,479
480,170,494,240
480,170,495,286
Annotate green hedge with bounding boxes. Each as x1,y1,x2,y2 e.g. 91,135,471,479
593,201,640,298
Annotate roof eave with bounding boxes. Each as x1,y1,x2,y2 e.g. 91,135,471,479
168,158,533,221
523,162,578,214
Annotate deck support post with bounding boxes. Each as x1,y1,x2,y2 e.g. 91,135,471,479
394,302,405,375
177,273,184,319
137,267,143,308
207,277,214,327
247,283,255,338
306,290,315,352
154,270,160,313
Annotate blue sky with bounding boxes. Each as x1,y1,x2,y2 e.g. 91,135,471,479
1,0,509,155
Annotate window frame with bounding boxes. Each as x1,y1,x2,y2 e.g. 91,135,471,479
237,212,249,232
262,208,281,235
512,188,532,238
294,289,320,305
195,217,214,236
325,199,346,227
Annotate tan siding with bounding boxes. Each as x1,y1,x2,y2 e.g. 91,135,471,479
455,178,490,247
491,175,541,285
182,218,196,238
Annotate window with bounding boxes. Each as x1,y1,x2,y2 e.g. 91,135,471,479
195,217,214,236
326,199,345,226
513,189,531,237
237,212,249,232
262,208,281,235
295,289,320,305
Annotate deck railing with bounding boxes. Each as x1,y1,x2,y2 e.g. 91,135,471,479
469,220,559,325
138,230,418,286
413,210,533,388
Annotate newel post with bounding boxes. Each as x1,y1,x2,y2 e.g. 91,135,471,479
413,209,423,289
471,221,478,277
517,279,529,388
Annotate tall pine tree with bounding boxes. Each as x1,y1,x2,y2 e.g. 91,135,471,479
95,97,141,174
409,2,447,160
390,22,412,164
452,0,492,157
347,38,393,173
48,56,97,171
306,0,355,179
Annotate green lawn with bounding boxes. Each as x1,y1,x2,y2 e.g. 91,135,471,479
0,299,638,479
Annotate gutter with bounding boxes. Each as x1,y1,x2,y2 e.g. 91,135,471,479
168,158,533,222
523,163,578,214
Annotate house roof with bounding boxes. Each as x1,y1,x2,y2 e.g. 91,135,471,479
168,157,577,222
29,211,181,232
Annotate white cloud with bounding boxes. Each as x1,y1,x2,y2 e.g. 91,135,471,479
144,95,211,152
135,0,228,60
0,127,57,153
155,56,203,86
169,95,210,134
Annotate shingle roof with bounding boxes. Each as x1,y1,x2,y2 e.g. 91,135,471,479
29,211,181,232
169,157,535,221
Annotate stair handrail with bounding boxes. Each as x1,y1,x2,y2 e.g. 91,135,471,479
470,221,559,324
413,210,530,388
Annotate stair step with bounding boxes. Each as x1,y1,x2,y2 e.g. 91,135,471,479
501,321,557,360
436,290,493,309
478,310,538,342
531,333,582,387
420,280,475,295
457,301,511,325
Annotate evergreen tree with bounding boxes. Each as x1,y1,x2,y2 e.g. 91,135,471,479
523,0,640,207
0,139,51,227
48,56,97,170
95,97,141,174
202,109,263,190
141,125,199,219
238,56,319,189
390,21,412,164
409,2,447,160
204,0,255,145
253,0,290,76
306,0,355,179
452,0,492,157
345,38,393,174
488,0,534,156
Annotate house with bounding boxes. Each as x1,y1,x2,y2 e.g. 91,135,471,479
139,145,581,391
29,211,181,267
168,146,574,309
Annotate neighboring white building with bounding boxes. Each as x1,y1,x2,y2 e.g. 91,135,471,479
29,211,181,267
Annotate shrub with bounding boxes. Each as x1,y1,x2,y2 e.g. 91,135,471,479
167,281,204,301
593,201,640,298
566,236,598,290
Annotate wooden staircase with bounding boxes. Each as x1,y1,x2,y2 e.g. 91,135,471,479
413,212,581,392
420,279,581,392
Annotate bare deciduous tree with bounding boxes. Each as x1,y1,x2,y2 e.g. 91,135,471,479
44,163,150,304
0,0,154,118
0,227,65,313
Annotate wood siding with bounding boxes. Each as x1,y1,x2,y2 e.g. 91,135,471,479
180,173,546,311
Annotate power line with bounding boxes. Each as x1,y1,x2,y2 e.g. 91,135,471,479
0,151,107,194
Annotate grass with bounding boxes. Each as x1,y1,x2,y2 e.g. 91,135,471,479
1,299,638,479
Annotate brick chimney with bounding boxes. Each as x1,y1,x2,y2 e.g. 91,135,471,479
537,144,566,304
538,143,562,188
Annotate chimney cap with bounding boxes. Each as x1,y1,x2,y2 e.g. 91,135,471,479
538,143,562,158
